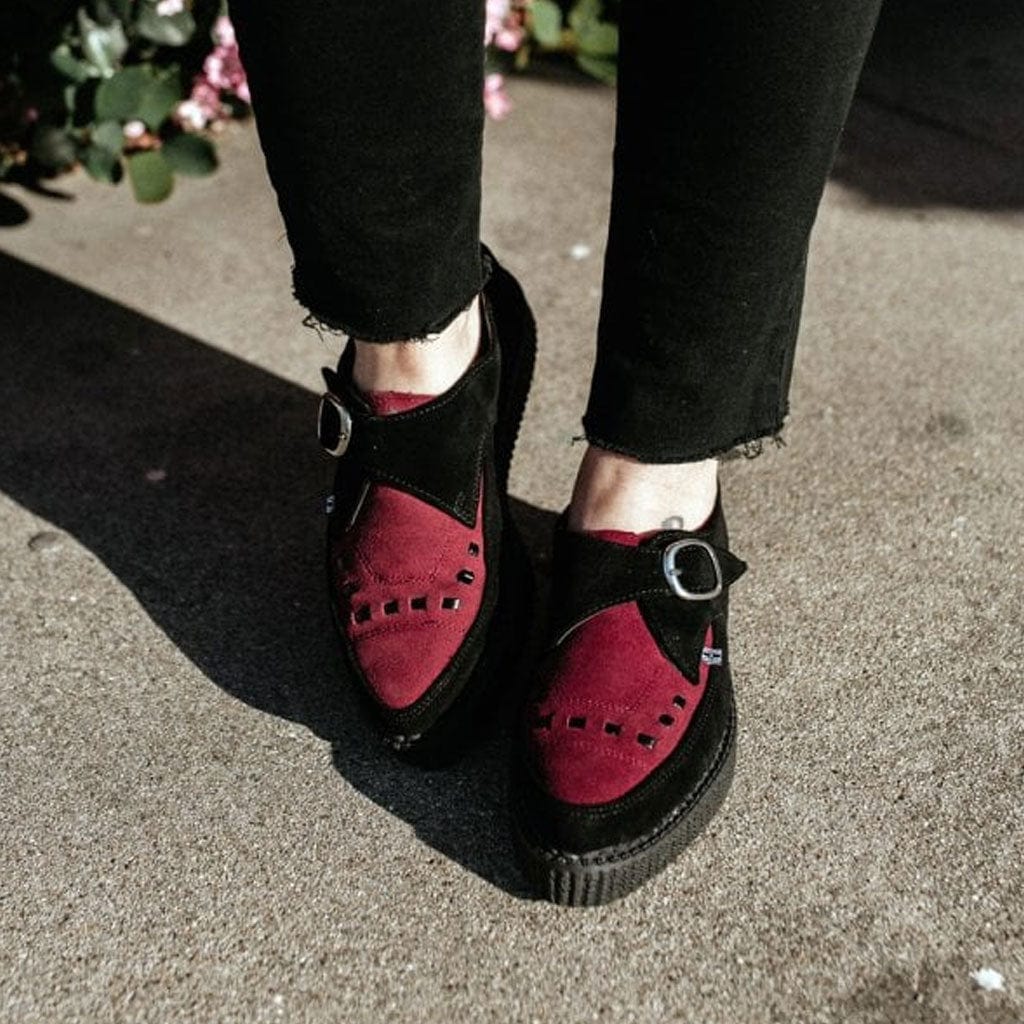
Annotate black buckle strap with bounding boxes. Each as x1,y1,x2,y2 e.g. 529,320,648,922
318,391,353,456
316,309,501,527
548,508,746,648
662,538,723,600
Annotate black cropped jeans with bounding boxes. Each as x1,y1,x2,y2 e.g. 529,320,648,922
228,0,882,462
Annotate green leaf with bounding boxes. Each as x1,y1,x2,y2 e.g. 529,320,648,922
29,126,79,171
162,132,217,176
568,0,603,33
82,143,123,183
136,4,196,47
92,119,124,153
95,65,152,120
576,20,618,58
137,69,182,130
92,0,127,24
109,0,133,23
95,64,182,130
50,43,94,83
64,82,80,117
77,7,129,76
127,149,174,202
530,0,563,47
576,52,617,84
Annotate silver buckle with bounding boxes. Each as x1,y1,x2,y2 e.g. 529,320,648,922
317,392,352,457
662,539,723,600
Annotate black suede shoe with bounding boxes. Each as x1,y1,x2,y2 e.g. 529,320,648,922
317,244,537,765
511,494,747,904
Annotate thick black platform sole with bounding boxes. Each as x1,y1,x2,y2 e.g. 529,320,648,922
328,248,538,768
511,702,737,906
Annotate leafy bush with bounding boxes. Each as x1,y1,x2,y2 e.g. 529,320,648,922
1,0,620,201
485,0,619,116
1,0,246,201
523,0,619,85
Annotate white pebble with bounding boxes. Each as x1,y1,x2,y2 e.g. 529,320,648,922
970,967,1005,992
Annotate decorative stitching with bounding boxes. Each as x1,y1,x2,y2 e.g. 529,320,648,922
531,734,650,771
350,618,467,643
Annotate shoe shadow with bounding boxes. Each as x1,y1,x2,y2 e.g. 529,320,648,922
0,252,556,899
836,0,1024,208
0,189,32,228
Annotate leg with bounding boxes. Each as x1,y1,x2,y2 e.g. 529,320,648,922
230,1,538,758
228,0,487,344
573,0,884,531
229,0,486,394
513,0,884,905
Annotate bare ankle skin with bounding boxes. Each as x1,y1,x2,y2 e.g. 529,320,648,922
567,446,719,534
351,294,481,396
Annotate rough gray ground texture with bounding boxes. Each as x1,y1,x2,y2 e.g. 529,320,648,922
1,1,1022,1021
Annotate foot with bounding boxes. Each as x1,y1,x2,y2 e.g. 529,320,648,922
318,246,537,763
567,446,718,535
512,482,746,905
351,294,481,397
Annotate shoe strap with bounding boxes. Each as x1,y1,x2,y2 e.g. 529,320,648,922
317,297,500,527
548,500,747,649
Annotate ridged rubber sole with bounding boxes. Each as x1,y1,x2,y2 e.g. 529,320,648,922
512,702,737,906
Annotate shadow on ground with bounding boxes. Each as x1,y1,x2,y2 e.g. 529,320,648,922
0,190,30,227
835,0,1024,207
0,252,555,899
835,957,1020,1024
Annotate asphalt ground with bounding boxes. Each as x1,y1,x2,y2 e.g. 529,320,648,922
1,4,1022,1020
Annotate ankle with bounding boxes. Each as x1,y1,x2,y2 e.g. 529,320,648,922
567,447,719,534
352,295,481,397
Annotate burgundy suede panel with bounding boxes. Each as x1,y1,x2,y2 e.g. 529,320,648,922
367,391,435,416
529,526,711,806
331,390,486,710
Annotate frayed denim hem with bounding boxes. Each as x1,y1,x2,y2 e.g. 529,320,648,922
292,246,494,345
576,419,789,464
296,286,485,344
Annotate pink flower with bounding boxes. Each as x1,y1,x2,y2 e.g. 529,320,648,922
204,52,224,82
484,72,512,120
174,99,207,131
176,80,225,129
484,0,511,45
179,18,252,132
212,14,236,47
486,0,529,52
494,25,524,52
123,119,146,140
200,27,251,105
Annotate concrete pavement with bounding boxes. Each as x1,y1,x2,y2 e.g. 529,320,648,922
1,5,1022,1020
